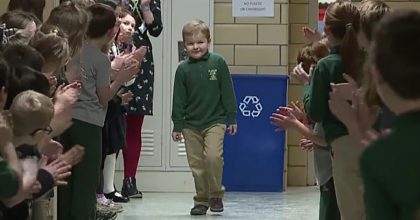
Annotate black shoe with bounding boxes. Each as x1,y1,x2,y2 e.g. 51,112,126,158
121,177,143,198
190,205,208,215
105,191,129,203
209,198,224,212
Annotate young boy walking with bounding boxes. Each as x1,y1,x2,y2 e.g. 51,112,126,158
171,20,237,216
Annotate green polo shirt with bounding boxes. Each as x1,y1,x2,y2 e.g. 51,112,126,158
0,156,19,198
172,52,237,132
303,47,348,144
360,110,420,220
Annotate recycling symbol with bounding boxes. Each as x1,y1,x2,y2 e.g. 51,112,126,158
239,96,263,118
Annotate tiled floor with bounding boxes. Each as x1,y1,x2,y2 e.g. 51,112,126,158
118,187,319,220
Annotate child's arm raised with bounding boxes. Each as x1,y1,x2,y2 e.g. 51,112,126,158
48,82,82,138
98,47,146,107
302,27,321,42
97,49,146,107
98,66,136,107
329,87,379,146
303,62,330,122
270,107,327,147
292,120,327,147
140,0,163,37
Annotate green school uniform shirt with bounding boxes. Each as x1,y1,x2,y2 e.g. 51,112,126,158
172,52,237,132
360,110,420,220
0,156,19,198
303,47,348,144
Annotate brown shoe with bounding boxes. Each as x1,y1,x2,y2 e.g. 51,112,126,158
209,198,224,212
190,205,208,215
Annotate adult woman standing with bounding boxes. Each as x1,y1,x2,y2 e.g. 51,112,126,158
121,0,163,198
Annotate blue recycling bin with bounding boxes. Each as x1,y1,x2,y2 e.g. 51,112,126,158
223,74,288,192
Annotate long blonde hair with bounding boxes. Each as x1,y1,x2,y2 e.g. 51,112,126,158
44,1,89,57
31,25,70,71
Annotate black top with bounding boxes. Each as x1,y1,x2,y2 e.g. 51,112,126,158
124,0,163,115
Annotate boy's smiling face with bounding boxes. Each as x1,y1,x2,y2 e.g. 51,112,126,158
184,32,210,60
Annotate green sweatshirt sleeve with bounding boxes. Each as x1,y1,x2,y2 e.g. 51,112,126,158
303,62,330,122
303,84,311,109
360,151,397,220
0,157,19,198
218,57,237,125
171,65,187,132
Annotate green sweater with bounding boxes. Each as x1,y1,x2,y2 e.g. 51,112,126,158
303,47,348,144
172,52,237,132
361,111,420,220
0,156,19,198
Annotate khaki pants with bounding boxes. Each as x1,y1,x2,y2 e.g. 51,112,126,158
182,124,226,206
331,135,366,220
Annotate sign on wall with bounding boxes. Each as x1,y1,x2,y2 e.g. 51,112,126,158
232,0,274,17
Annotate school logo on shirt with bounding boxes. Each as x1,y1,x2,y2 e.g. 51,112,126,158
209,69,217,80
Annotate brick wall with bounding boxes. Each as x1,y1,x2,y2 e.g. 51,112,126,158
287,0,312,186
214,0,289,75
380,0,420,9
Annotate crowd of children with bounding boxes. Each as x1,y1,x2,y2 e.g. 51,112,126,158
0,0,156,219
271,0,420,219
1,0,420,219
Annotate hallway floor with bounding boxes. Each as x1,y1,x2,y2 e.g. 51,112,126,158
118,187,319,220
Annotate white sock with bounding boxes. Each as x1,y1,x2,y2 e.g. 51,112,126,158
103,153,117,194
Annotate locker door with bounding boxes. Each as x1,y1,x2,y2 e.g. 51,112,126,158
168,0,214,169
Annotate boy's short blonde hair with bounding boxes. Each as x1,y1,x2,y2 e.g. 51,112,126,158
182,20,210,42
10,90,54,137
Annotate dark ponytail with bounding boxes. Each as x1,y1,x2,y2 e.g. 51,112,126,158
341,23,360,81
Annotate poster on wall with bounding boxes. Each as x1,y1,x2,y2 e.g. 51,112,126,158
232,0,274,17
